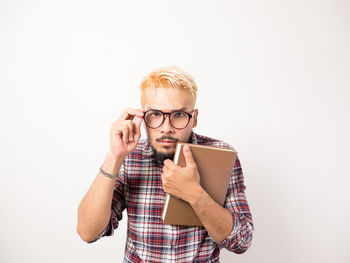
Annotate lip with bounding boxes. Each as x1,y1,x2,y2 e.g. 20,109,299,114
159,140,177,145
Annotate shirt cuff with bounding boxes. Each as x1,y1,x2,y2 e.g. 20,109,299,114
209,212,239,248
86,220,113,244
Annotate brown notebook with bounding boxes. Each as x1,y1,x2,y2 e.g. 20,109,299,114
161,142,237,226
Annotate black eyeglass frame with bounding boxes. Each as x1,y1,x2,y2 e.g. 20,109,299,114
143,109,195,130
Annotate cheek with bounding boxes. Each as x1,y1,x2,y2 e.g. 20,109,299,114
178,128,193,142
146,129,153,137
145,127,155,139
146,129,161,147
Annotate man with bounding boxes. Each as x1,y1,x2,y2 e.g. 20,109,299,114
77,66,254,262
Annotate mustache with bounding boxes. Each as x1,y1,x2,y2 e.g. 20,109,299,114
156,136,179,142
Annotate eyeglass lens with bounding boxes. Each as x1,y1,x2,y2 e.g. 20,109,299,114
144,110,190,129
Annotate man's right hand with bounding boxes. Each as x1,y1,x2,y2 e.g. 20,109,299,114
77,108,144,242
109,108,145,159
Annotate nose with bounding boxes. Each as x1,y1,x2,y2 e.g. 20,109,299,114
160,114,175,134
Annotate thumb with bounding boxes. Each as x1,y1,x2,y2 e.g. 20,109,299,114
183,145,196,168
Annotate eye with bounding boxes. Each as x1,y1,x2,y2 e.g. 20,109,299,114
172,111,186,118
150,111,162,117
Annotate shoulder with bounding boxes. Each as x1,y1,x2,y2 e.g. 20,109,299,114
192,132,235,151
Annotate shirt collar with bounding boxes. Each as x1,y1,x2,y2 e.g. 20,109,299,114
143,138,153,157
191,131,199,145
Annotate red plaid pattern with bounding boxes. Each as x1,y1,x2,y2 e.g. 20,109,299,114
89,132,253,262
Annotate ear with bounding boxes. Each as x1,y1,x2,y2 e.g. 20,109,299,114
192,109,198,128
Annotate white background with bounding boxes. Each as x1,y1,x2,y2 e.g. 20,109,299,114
1,0,349,262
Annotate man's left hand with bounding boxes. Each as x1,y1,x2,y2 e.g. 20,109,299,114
161,145,202,203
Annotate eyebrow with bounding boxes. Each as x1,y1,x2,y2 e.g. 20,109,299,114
146,107,189,111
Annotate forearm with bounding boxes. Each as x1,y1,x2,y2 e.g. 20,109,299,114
188,186,233,242
77,152,123,242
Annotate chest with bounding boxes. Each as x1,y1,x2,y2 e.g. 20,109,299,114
125,163,165,220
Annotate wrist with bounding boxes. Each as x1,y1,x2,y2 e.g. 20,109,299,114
107,151,126,161
102,152,124,175
187,184,207,207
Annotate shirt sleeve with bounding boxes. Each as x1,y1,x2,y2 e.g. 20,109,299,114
211,156,254,253
87,162,127,243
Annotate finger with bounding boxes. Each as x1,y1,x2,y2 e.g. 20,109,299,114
161,172,165,184
133,116,143,140
127,120,134,142
162,166,169,173
164,159,175,168
122,127,129,143
183,145,196,168
119,108,144,121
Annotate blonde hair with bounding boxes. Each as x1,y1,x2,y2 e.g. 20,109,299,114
140,65,198,107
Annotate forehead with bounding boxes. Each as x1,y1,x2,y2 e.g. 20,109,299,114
142,88,194,111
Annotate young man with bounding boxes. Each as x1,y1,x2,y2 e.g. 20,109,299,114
77,66,254,262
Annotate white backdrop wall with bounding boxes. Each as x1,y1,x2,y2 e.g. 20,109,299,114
1,1,349,262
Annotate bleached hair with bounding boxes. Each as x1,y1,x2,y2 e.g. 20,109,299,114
140,65,198,106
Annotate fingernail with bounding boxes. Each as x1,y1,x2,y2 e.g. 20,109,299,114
184,145,190,150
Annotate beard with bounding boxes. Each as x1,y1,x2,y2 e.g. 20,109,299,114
150,131,194,164
151,146,175,164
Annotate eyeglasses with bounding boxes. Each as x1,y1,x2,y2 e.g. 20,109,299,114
143,109,195,130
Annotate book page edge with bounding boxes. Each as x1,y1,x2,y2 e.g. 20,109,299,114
161,193,170,220
183,143,235,152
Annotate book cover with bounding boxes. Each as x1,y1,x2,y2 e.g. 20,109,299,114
161,142,237,226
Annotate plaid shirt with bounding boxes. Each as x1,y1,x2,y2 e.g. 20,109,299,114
89,132,253,262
